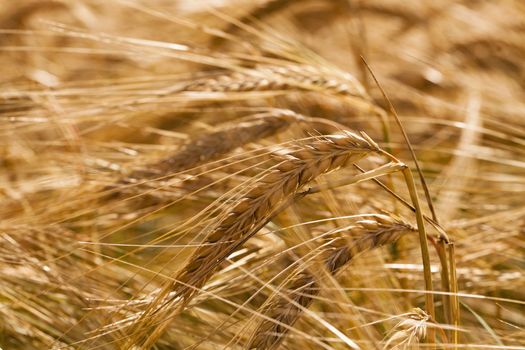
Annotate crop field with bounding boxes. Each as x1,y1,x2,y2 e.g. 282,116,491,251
0,1,524,349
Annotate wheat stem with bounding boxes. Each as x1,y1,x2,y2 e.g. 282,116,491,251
448,242,460,350
402,168,436,345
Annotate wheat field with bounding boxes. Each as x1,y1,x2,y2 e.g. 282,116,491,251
0,1,524,349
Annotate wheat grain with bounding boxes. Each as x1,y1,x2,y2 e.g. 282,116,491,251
110,109,302,197
125,131,381,348
248,214,417,350
383,308,430,350
180,64,368,100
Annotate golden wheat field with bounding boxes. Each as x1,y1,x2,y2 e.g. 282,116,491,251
1,0,524,349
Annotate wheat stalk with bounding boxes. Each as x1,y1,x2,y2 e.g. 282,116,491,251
124,131,382,348
248,214,417,350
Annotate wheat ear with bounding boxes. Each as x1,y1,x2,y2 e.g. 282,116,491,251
180,64,368,100
125,131,381,348
248,214,417,350
111,109,301,196
383,308,430,349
